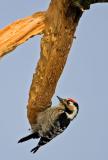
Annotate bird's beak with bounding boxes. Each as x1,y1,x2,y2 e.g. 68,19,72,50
57,96,64,104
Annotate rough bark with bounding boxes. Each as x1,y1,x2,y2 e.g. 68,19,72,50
0,0,108,126
27,0,108,125
0,12,45,57
27,0,83,125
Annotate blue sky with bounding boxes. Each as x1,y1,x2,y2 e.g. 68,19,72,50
0,1,108,160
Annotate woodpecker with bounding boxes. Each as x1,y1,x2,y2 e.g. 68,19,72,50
18,96,79,153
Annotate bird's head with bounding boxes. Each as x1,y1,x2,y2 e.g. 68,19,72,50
57,96,79,120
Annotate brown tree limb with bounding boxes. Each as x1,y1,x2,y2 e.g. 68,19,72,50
0,0,107,58
1,0,108,126
27,0,83,125
27,0,108,125
0,11,46,57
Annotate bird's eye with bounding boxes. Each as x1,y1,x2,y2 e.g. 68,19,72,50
67,100,70,105
67,100,73,105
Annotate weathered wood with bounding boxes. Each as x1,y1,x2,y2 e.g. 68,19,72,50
27,0,83,125
0,12,45,57
0,0,108,127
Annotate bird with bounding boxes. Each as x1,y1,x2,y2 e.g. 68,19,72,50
18,96,79,153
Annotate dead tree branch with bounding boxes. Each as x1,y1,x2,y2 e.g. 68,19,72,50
27,0,108,125
0,0,108,126
27,0,83,125
0,11,45,57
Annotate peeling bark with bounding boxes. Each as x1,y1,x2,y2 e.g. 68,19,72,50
0,12,45,57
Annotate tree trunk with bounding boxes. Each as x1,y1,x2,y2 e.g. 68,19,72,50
27,0,83,125
0,0,107,126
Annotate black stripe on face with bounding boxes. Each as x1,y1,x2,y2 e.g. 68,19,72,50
73,102,79,109
65,107,73,114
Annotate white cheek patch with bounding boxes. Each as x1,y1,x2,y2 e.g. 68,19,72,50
66,109,77,120
69,101,74,106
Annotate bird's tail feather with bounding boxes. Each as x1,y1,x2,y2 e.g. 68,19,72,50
18,133,39,143
31,145,40,154
31,137,51,154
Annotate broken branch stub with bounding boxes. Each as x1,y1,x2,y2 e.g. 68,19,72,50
0,11,46,57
